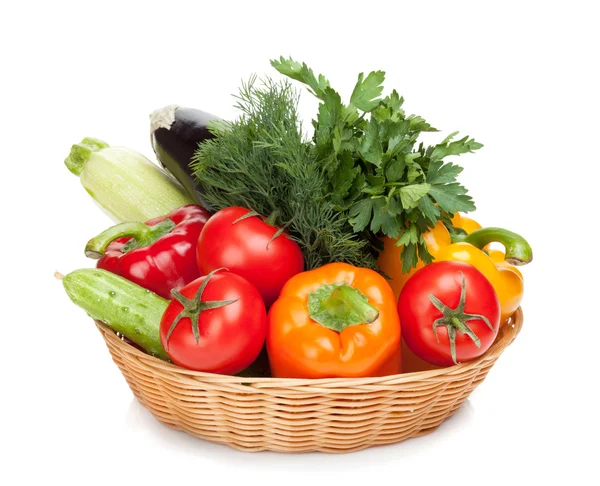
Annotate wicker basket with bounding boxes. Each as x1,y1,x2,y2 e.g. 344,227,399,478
95,307,523,453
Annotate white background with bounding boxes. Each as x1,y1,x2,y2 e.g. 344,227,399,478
2,1,598,484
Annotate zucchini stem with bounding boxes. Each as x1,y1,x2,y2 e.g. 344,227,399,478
64,138,109,175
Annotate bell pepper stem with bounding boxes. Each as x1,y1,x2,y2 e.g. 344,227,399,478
323,285,380,324
85,219,175,259
453,227,533,265
308,283,380,332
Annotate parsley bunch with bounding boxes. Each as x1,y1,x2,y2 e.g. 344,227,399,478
272,57,483,272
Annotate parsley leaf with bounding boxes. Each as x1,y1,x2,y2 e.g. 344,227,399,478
359,121,383,166
429,184,476,213
397,225,418,246
272,57,483,272
400,183,431,209
386,155,406,182
349,198,374,232
401,243,419,273
350,71,386,111
418,196,441,224
271,56,330,99
318,88,342,129
371,198,398,236
430,133,483,161
427,159,464,184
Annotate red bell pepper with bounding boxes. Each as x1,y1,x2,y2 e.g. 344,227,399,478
85,204,210,299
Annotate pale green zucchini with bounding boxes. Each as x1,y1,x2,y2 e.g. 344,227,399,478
65,137,195,222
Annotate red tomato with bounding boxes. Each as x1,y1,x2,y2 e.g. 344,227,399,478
397,261,500,366
160,269,267,374
196,206,304,307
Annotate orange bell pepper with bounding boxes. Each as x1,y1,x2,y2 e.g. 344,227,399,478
378,214,532,323
267,262,402,378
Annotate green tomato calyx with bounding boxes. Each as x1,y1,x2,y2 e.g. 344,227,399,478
428,271,495,365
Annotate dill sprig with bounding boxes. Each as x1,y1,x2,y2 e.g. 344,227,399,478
191,76,377,270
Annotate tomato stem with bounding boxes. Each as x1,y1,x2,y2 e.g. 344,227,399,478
429,272,493,364
164,268,238,347
265,209,280,227
232,210,259,224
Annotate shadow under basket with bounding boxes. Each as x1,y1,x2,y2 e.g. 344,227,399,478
96,307,523,454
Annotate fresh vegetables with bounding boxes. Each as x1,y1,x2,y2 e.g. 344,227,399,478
378,214,531,322
150,105,221,208
267,263,401,378
272,57,482,272
196,206,304,306
160,269,267,374
397,261,500,366
191,78,378,271
59,56,533,382
85,204,210,300
61,268,169,360
65,138,195,223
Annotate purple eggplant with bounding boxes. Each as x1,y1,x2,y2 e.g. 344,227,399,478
150,105,221,210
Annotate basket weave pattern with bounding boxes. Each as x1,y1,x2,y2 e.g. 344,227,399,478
96,308,523,453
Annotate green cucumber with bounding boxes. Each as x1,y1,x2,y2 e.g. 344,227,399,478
62,268,169,360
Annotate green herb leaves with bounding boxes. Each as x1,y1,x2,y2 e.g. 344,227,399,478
192,57,482,275
191,77,377,271
272,57,482,271
271,57,331,98
348,198,373,232
350,71,386,111
400,183,431,210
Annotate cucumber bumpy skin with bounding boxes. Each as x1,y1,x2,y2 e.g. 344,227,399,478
62,268,169,360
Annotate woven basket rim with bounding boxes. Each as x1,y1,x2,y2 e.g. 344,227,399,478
95,307,523,387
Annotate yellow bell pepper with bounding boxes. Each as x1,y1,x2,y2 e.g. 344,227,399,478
378,214,532,323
